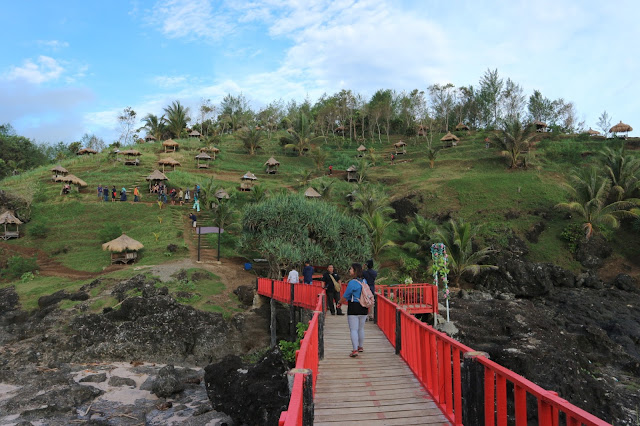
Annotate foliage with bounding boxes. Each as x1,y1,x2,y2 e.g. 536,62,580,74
279,322,309,364
492,118,537,168
402,214,437,260
240,194,371,277
164,101,191,139
2,255,39,279
237,127,264,155
560,222,584,253
600,145,640,201
350,185,394,217
29,221,49,238
98,223,123,243
361,211,396,260
0,124,49,178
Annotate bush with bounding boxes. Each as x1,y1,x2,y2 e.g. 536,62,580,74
560,223,584,253
3,255,39,279
29,222,49,238
98,223,122,243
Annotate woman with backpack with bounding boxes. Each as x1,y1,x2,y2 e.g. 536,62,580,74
339,262,374,358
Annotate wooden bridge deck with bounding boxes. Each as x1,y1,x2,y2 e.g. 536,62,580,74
314,314,450,425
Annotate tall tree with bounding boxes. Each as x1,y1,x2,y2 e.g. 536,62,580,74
501,79,526,121
492,118,537,169
527,90,556,124
369,89,393,143
597,110,612,138
220,93,252,132
478,68,504,127
428,83,455,132
199,98,216,138
361,211,395,260
117,107,137,146
237,126,264,155
163,101,191,139
140,113,167,141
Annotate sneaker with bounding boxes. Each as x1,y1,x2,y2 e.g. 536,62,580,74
357,347,364,352
349,350,358,358
336,311,345,316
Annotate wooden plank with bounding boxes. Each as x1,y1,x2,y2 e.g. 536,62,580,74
316,408,447,422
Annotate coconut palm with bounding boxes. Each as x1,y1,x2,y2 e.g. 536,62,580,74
556,167,639,239
492,118,536,169
351,185,394,217
310,147,328,170
164,101,190,139
140,113,167,141
600,145,640,201
433,218,497,286
249,184,268,204
281,113,322,156
361,211,395,260
237,127,264,155
356,157,371,184
295,169,314,189
403,214,437,259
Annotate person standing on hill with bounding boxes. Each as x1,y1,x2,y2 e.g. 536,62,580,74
97,184,103,200
192,194,200,212
328,165,333,175
339,263,369,357
184,188,191,204
111,186,117,202
391,153,395,165
323,264,343,315
302,260,314,284
178,188,184,206
103,185,109,202
189,212,197,231
133,186,140,202
120,187,127,202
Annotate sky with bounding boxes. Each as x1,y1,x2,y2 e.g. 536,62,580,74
1,0,639,144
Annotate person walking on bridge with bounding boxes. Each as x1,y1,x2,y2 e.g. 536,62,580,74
323,264,343,316
339,262,369,357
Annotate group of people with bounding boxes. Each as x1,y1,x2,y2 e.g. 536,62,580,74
287,260,378,358
97,184,140,202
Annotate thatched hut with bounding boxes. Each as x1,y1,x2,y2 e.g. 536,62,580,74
200,146,220,160
587,128,601,136
0,211,22,240
346,165,358,182
146,170,169,192
189,130,201,139
102,234,143,264
195,152,212,169
240,171,257,191
441,132,460,147
304,187,321,198
455,122,470,131
356,145,367,157
121,149,142,166
55,174,88,193
532,120,548,132
158,157,181,172
215,188,230,200
417,124,429,136
51,165,68,180
394,141,407,154
162,139,179,153
610,121,633,138
145,134,156,142
264,156,280,174
77,148,97,155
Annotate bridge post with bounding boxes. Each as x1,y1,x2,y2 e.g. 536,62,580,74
395,308,402,355
462,351,489,425
373,294,378,324
289,282,296,338
317,294,325,360
287,368,314,426
270,280,277,348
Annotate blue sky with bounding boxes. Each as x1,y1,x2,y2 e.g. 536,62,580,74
1,0,639,143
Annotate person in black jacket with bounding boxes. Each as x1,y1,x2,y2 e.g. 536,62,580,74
362,259,377,320
323,264,343,315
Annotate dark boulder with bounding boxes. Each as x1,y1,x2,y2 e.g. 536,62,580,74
574,236,612,269
38,290,70,309
79,373,107,383
69,291,89,301
108,376,136,387
472,254,553,297
204,347,289,426
0,286,20,314
152,365,185,397
525,221,546,243
233,285,255,306
611,274,638,292
577,272,604,289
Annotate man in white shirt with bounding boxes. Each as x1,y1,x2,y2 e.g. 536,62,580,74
287,267,299,284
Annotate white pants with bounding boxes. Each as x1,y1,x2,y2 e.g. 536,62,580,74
347,315,367,351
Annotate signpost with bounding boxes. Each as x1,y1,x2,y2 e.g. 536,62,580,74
196,226,224,261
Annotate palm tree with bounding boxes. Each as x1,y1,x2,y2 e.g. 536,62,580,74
426,146,439,169
403,214,437,259
164,101,190,139
294,169,314,189
249,184,268,204
361,211,395,260
492,118,536,169
356,157,371,184
237,127,263,155
434,218,496,286
310,147,328,171
140,113,167,141
600,145,640,201
351,185,394,217
556,167,639,239
281,113,321,156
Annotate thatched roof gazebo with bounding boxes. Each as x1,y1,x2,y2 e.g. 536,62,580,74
189,130,201,138
455,122,470,131
356,145,367,157
346,165,358,182
0,211,23,240
264,156,280,174
121,149,142,166
55,174,88,191
195,152,212,169
240,171,257,192
215,188,230,200
417,124,429,136
304,187,321,198
610,121,633,138
162,139,179,153
394,141,407,155
532,120,548,132
441,132,460,147
587,128,601,136
200,146,220,160
51,165,68,180
158,157,181,172
145,134,156,142
77,148,97,155
146,169,169,191
102,234,144,264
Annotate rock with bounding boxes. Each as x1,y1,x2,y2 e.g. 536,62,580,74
436,321,459,336
204,347,289,426
152,365,185,397
577,272,603,289
69,292,89,301
38,290,70,309
233,285,255,306
458,290,469,300
79,373,107,383
575,236,612,269
390,196,419,224
525,221,546,243
496,293,514,300
108,376,136,387
611,274,637,292
549,265,576,288
506,236,529,257
0,286,20,314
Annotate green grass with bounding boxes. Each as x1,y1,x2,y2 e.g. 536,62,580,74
1,275,86,311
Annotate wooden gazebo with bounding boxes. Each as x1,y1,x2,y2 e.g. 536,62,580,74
158,157,181,172
195,152,212,169
121,149,142,166
55,174,88,192
346,165,358,182
304,187,321,198
162,139,179,153
146,170,169,192
610,121,633,138
455,122,470,131
264,157,280,174
357,145,367,157
200,146,220,160
0,211,22,240
51,165,68,180
77,148,97,155
533,120,548,132
394,141,407,155
417,125,429,136
441,132,460,147
189,130,201,139
215,188,230,200
240,171,257,192
587,128,601,136
102,234,144,264
145,134,156,142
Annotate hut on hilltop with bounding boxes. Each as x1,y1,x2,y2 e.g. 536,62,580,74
357,145,367,157
145,134,156,142
455,122,470,131
610,121,633,138
587,128,601,136
417,124,429,136
102,234,144,264
215,188,230,200
532,120,548,132
264,157,280,174
346,165,358,182
200,146,220,160
162,139,179,153
394,141,407,155
51,165,68,180
240,171,257,191
77,148,97,155
55,174,88,193
146,170,169,192
121,149,142,166
304,187,321,198
0,211,22,240
195,152,212,169
189,130,201,139
158,157,181,172
441,132,460,147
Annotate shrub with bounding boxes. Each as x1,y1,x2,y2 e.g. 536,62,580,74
279,322,309,364
98,223,122,243
3,256,39,279
29,222,49,239
560,223,584,253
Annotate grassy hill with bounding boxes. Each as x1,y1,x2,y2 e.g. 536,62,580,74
1,131,639,311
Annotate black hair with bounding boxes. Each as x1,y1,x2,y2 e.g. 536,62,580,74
366,259,374,269
351,262,364,278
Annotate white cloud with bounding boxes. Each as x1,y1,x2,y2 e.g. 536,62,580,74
5,56,65,84
148,0,235,41
36,40,70,50
153,75,188,87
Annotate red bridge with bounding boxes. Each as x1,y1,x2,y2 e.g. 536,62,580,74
257,278,611,425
